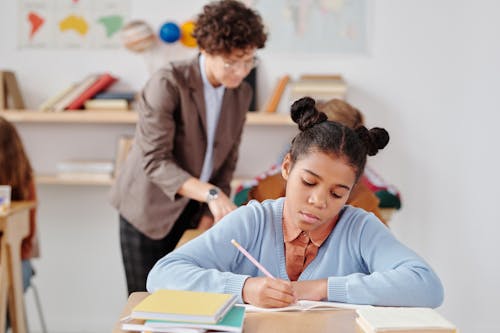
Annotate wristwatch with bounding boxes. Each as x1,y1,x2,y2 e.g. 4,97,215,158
206,187,220,202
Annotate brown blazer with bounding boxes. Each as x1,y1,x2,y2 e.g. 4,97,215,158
110,56,252,239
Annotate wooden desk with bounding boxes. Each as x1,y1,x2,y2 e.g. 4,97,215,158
113,292,358,333
0,201,36,333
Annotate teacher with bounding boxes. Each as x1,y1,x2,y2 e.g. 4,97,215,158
110,0,267,294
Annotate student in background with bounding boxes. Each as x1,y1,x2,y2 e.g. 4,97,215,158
0,116,38,291
110,0,267,294
236,98,388,224
147,97,444,309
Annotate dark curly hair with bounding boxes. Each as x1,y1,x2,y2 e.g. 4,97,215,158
193,0,267,55
289,97,390,181
0,116,33,200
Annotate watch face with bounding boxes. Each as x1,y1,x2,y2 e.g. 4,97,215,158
208,187,219,201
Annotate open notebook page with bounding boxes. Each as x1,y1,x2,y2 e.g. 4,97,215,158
244,300,372,313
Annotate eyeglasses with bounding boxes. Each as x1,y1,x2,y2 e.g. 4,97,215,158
222,56,259,72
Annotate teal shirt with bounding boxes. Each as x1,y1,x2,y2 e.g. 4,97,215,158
147,198,443,307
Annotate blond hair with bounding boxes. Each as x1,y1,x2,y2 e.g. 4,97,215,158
316,98,364,129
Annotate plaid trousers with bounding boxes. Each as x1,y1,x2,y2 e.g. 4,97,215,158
119,200,202,295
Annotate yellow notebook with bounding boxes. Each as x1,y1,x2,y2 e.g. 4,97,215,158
131,289,237,324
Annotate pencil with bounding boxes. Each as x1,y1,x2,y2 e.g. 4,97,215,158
231,239,276,279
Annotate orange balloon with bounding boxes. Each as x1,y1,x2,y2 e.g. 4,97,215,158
180,20,197,48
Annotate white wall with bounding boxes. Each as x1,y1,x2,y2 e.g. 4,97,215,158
2,1,500,332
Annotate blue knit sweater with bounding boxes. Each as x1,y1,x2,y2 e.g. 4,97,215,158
147,198,444,307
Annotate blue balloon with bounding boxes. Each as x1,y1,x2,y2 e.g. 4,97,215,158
159,22,180,43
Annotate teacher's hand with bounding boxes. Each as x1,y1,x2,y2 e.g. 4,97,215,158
207,192,236,222
291,279,328,301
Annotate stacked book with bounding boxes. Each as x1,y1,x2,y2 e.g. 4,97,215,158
289,74,347,103
38,72,134,112
355,307,456,333
0,70,25,110
56,159,114,181
84,91,137,111
121,289,245,333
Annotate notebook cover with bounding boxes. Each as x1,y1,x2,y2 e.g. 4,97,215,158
131,289,237,324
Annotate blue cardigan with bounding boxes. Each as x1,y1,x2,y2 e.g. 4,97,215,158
147,198,444,307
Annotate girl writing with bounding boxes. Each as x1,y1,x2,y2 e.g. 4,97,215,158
146,97,443,308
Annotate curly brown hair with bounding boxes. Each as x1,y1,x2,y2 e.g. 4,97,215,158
193,0,267,55
0,116,33,200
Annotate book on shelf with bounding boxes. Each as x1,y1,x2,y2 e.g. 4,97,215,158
0,72,5,110
56,159,114,182
55,172,113,182
263,74,290,113
0,71,25,110
51,74,101,112
122,305,245,333
38,82,79,112
94,91,137,102
355,307,456,333
289,74,347,103
56,159,114,174
131,289,237,324
244,300,371,313
84,99,129,110
66,73,117,110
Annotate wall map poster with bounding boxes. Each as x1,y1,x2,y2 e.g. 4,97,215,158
18,0,130,49
248,0,368,53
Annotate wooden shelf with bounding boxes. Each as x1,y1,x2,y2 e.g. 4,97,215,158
35,174,252,188
0,110,138,124
36,175,114,186
0,110,294,126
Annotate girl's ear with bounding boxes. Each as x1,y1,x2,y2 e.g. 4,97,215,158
281,153,292,180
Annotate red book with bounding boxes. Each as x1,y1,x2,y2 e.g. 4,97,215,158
66,73,117,110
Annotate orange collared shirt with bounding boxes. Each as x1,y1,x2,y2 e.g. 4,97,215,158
282,216,337,281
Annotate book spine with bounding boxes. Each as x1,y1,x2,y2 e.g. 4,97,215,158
52,75,99,112
4,71,25,109
0,72,6,109
57,160,114,173
38,83,78,111
66,73,117,110
84,99,129,110
94,91,136,101
264,75,290,113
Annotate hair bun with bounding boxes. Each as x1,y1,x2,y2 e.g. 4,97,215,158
355,126,390,156
290,97,328,131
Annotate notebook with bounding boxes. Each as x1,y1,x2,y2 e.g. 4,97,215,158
131,289,237,324
122,305,245,333
244,300,371,312
355,307,456,333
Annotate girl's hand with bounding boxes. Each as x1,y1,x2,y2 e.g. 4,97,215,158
291,279,328,301
207,193,236,222
242,277,297,308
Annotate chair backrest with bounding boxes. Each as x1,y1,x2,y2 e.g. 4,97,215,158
113,136,134,178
